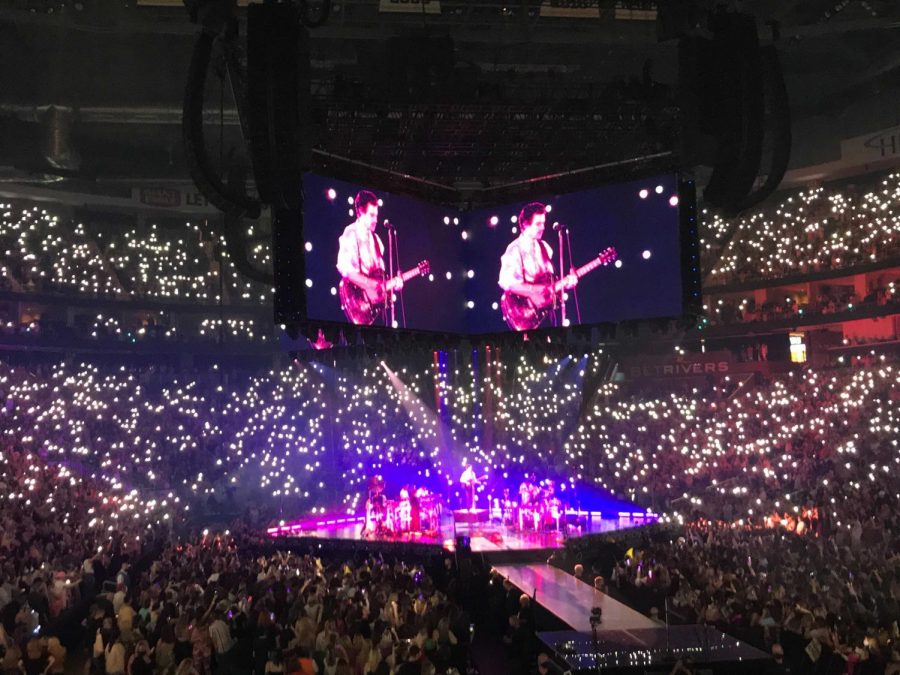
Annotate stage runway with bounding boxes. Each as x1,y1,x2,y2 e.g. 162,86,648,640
268,511,656,553
492,563,657,632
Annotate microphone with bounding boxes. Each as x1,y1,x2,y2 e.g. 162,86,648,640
384,219,394,230
552,222,567,231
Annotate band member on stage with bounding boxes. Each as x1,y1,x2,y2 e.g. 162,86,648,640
498,202,578,331
397,487,412,532
460,464,481,511
409,486,421,533
518,474,538,506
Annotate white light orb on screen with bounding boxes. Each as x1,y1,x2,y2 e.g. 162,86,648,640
669,195,679,207
453,217,459,225
614,260,623,269
655,185,664,194
347,196,354,205
305,278,313,288
377,199,383,207
326,188,337,201
642,250,652,260
392,320,399,328
304,242,313,252
467,270,474,279
348,209,354,217
492,302,499,311
545,205,552,213
562,318,570,327
446,271,453,280
428,273,434,282
466,300,474,309
489,215,499,227
639,189,649,199
511,215,517,223
461,231,469,240
443,216,451,225
330,287,337,296
511,227,518,234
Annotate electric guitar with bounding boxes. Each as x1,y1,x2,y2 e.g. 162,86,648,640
500,246,617,331
339,260,430,325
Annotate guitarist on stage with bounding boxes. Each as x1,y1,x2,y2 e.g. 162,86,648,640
498,202,578,330
336,190,404,323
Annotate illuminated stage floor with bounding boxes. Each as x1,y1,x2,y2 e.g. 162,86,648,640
492,564,657,632
268,511,657,553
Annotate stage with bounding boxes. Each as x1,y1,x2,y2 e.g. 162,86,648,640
492,564,657,632
267,509,657,554
497,565,772,673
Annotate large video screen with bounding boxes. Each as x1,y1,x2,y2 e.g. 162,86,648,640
464,175,684,333
293,172,689,334
301,173,466,333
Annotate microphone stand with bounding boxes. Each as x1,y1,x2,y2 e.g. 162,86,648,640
392,226,407,329
565,228,582,325
556,224,566,328
385,220,395,328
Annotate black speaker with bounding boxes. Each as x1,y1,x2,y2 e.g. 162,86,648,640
678,11,766,214
246,3,311,209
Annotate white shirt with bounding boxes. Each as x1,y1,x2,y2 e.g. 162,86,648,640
336,224,385,278
498,236,554,291
209,619,233,655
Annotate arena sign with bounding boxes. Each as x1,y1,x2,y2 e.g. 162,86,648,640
621,352,732,379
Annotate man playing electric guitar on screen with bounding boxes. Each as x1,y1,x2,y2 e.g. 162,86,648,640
498,202,577,330
336,190,428,325
498,201,617,331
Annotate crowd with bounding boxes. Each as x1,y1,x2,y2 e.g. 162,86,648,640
608,517,900,674
80,539,472,675
1,352,899,528
703,173,900,286
0,440,168,674
0,436,474,675
561,361,900,673
0,354,594,518
0,205,270,306
704,279,899,327
1,344,900,672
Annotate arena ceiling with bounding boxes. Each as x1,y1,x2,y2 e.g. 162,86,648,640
1,0,900,188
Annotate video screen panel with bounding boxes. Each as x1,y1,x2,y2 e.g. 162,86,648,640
464,175,684,333
294,172,688,334
301,173,466,333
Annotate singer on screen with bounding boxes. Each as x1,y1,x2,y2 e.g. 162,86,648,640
498,202,617,331
336,190,429,326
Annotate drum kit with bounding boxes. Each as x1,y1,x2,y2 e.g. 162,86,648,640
498,478,566,532
364,476,442,537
